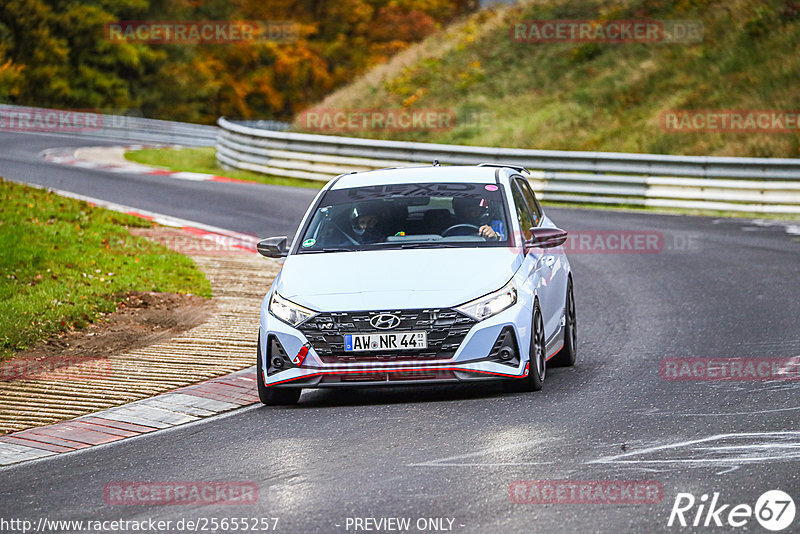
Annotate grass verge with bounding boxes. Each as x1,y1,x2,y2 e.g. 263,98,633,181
0,178,212,361
125,147,324,189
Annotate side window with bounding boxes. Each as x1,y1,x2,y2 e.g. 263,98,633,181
510,181,534,241
515,177,542,226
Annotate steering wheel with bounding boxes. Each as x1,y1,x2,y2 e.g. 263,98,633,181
441,224,481,237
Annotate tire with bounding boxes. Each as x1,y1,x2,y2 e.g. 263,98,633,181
550,278,577,367
257,334,301,405
503,301,546,393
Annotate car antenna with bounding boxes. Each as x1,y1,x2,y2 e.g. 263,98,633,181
432,160,440,166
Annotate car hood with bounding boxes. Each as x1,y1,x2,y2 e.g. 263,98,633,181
276,248,522,311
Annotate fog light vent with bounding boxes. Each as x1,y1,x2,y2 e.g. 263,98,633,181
488,327,520,367
267,336,298,376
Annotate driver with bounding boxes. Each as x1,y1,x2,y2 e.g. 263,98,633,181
452,197,505,240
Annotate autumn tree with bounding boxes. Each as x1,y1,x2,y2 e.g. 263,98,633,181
0,0,477,122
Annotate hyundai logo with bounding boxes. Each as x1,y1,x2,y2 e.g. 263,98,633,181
369,313,401,330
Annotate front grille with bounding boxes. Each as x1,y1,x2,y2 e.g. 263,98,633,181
298,308,476,362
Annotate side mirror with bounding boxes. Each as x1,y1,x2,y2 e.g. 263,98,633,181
524,227,568,252
257,236,288,258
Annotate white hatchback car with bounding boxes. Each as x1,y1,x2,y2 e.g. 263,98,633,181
256,164,576,404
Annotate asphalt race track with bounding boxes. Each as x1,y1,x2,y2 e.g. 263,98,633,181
1,130,799,533
0,132,316,238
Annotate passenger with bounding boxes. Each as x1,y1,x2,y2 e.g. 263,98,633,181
351,204,385,244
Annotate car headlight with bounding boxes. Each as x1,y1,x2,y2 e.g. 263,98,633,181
456,280,518,321
269,292,317,327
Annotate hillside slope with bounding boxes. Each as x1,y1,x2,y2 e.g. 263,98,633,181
297,0,800,158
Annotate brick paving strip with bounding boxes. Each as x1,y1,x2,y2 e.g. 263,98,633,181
0,230,279,466
0,160,283,466
0,368,261,465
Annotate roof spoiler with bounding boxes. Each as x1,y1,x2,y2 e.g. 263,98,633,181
476,163,530,175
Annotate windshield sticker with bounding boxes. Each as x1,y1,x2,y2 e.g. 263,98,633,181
340,183,487,201
485,184,499,191
302,238,316,248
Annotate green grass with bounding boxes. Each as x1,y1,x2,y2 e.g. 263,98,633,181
125,147,324,189
303,0,800,158
0,178,212,360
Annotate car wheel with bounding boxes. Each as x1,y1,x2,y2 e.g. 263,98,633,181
257,334,301,405
550,278,577,367
503,301,546,393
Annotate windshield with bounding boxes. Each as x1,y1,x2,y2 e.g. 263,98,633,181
297,182,510,253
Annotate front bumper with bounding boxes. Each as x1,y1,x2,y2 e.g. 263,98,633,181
259,300,532,389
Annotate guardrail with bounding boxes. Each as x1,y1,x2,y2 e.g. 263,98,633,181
217,117,800,214
0,104,219,146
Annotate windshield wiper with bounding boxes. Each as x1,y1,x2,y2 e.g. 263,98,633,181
301,247,353,253
371,242,460,249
